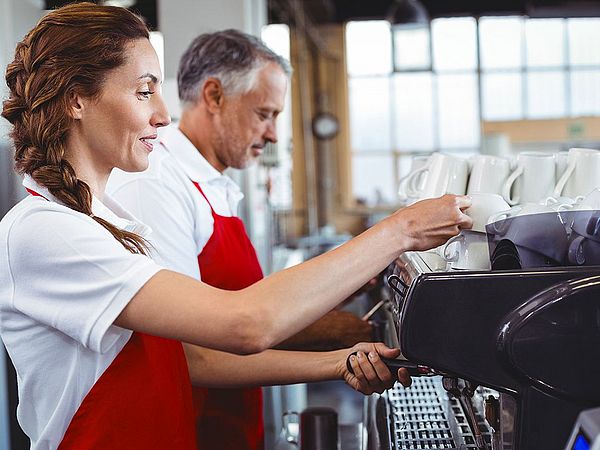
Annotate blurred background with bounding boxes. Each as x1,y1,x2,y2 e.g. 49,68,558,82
2,0,600,448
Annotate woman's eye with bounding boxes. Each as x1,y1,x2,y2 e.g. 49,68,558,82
138,90,154,99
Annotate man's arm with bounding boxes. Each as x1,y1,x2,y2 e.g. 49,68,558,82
276,276,381,351
275,310,373,351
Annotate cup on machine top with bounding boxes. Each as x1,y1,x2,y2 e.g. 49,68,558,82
502,152,556,206
404,152,469,200
397,155,430,202
553,148,600,199
467,155,510,196
438,230,491,270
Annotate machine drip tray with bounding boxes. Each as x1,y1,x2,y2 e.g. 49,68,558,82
386,378,496,450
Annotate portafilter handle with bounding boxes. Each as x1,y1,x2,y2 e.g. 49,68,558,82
345,352,442,379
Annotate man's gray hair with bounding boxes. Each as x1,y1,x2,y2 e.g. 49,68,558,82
177,29,292,106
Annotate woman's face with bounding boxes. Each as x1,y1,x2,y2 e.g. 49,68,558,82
74,38,170,174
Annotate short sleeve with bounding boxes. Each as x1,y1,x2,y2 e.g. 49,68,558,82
6,206,162,353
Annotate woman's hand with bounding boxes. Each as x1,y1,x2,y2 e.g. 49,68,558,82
338,342,411,395
390,194,473,253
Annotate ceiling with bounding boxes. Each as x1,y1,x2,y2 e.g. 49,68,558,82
268,0,600,24
44,0,600,30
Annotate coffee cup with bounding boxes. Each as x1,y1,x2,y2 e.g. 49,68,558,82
554,148,600,198
502,152,556,206
439,230,490,270
574,188,600,210
405,152,469,200
465,193,510,232
467,155,510,195
543,196,577,212
398,155,430,201
555,151,570,179
488,202,555,225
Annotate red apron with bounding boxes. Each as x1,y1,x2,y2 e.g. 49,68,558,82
27,188,197,449
191,181,264,450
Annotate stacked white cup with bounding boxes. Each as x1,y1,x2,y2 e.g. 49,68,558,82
398,147,600,270
438,193,509,270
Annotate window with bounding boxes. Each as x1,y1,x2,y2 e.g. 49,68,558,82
261,24,293,210
346,17,600,206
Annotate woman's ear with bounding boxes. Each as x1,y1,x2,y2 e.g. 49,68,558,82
67,90,85,120
201,78,224,113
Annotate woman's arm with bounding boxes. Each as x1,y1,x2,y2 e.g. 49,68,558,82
183,342,410,394
115,194,472,354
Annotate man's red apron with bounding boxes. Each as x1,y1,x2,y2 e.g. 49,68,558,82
191,181,264,450
27,188,197,450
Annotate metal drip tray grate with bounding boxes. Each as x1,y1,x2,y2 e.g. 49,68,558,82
386,378,493,450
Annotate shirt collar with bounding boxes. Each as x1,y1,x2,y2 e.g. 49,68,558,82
159,125,222,183
159,126,243,197
22,174,152,237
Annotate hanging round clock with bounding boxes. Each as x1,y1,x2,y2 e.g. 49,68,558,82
312,112,340,140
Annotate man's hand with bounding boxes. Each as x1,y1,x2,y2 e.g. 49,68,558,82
339,342,411,395
390,194,473,253
275,310,373,351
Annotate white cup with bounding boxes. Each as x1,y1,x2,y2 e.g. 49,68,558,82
554,148,600,199
398,155,430,201
555,151,570,180
405,152,469,200
488,202,555,224
467,155,511,196
465,193,510,232
438,230,490,270
543,196,578,212
576,188,600,210
502,152,556,206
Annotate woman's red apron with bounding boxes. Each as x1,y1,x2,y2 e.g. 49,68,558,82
27,188,197,449
191,181,264,450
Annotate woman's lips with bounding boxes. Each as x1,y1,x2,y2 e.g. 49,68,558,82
140,135,157,151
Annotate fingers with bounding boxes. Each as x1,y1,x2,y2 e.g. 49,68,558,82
455,196,474,230
454,194,472,211
345,344,406,395
371,342,401,359
397,368,412,388
347,352,370,392
366,351,393,386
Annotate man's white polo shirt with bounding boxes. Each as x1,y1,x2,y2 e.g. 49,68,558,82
0,175,162,450
107,125,244,281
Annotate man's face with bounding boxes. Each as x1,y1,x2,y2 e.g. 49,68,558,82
213,62,287,170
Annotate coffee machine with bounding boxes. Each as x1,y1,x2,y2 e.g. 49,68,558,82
364,250,600,450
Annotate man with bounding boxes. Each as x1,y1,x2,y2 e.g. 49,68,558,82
108,30,373,449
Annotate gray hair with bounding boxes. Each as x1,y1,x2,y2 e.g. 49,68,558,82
177,29,292,106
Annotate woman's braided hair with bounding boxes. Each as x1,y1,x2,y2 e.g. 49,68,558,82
2,2,150,254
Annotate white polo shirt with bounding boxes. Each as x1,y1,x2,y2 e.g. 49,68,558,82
107,125,244,281
0,176,162,450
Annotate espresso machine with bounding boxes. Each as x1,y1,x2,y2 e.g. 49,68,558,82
364,239,600,450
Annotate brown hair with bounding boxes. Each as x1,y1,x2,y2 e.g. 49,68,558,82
2,2,150,254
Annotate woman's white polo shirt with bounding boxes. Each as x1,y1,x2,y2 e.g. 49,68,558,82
0,175,162,449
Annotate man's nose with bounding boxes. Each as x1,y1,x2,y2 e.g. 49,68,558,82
264,121,277,144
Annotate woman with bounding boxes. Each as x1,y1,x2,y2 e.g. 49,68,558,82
0,3,472,449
